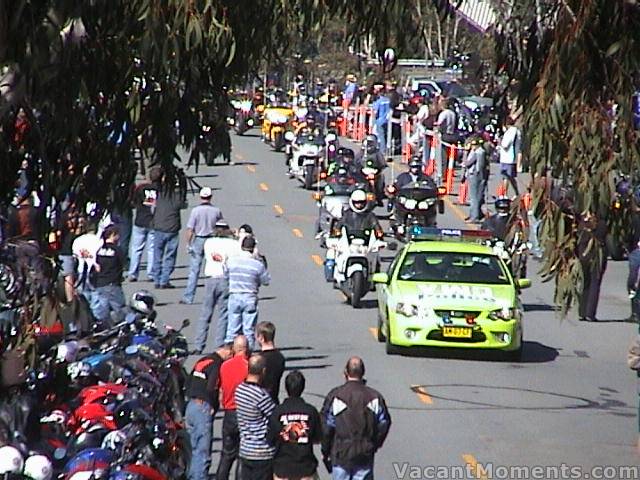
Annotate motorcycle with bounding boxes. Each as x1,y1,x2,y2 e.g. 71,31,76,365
262,106,295,152
233,101,255,135
315,164,359,243
325,228,386,308
387,181,445,241
287,131,329,190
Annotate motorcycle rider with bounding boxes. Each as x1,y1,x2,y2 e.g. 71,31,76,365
387,157,434,213
327,147,359,178
324,190,383,281
482,197,511,241
355,134,387,205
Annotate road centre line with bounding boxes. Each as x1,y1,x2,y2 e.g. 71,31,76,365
292,228,303,238
246,165,256,173
235,153,244,161
368,327,378,340
259,182,269,191
462,454,488,480
274,204,284,215
410,384,433,405
443,196,476,228
311,255,324,266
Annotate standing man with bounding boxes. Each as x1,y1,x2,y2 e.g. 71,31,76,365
256,321,286,403
151,171,187,289
464,137,488,223
498,116,522,197
224,236,271,350
343,74,358,109
216,335,250,480
371,86,391,155
576,212,608,322
321,357,391,480
192,220,240,354
185,345,232,480
181,187,224,304
235,354,276,480
92,225,126,326
267,370,322,480
127,166,162,282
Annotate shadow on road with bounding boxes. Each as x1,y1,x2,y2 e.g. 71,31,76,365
284,354,329,362
279,346,314,352
187,173,219,179
285,364,332,371
523,303,558,312
356,299,378,310
395,340,559,364
232,161,258,166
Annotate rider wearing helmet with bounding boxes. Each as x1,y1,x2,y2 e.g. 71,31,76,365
355,134,387,204
0,445,24,475
327,147,359,178
482,197,511,240
394,157,431,190
338,190,383,238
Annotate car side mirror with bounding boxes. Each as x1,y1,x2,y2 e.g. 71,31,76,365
181,318,191,329
438,199,445,215
372,273,390,284
517,278,532,289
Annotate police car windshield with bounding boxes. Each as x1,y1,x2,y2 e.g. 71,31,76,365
397,252,510,285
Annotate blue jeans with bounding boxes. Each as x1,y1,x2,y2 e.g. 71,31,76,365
186,399,214,480
225,293,259,350
127,226,154,280
374,121,387,154
182,236,207,303
528,213,543,258
332,464,374,480
194,277,229,352
152,230,179,286
93,284,126,324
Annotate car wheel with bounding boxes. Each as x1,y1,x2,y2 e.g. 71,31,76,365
385,325,400,355
376,312,386,343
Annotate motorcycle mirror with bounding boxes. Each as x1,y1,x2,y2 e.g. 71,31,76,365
181,318,191,329
388,242,399,251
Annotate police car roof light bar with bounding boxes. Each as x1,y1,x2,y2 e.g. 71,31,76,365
409,226,493,242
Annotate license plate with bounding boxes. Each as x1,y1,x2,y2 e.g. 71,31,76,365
442,326,472,338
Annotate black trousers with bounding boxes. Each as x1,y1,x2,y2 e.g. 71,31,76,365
579,260,607,319
240,458,273,480
216,410,239,480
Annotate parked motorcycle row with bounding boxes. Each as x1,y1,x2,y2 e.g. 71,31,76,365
0,239,192,480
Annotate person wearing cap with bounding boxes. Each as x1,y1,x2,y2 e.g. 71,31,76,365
192,220,240,354
224,236,271,350
464,136,489,223
151,171,188,289
180,187,224,304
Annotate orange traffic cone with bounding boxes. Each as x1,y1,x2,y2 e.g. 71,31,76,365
457,179,469,205
424,135,437,176
444,146,456,194
402,119,411,163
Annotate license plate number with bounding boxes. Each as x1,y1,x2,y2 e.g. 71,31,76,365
442,326,472,338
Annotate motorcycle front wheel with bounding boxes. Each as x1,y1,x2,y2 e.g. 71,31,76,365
350,271,365,309
304,164,314,190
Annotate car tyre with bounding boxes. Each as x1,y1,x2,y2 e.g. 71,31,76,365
376,312,386,343
385,325,401,355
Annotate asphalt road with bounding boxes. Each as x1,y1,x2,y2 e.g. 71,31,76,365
124,132,639,479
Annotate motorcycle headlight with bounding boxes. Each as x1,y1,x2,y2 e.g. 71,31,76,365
396,302,419,317
488,308,517,321
404,199,417,210
398,196,407,205
324,185,334,195
418,199,435,209
247,118,254,126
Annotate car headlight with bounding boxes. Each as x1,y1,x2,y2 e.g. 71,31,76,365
417,199,435,209
488,307,517,321
396,302,419,317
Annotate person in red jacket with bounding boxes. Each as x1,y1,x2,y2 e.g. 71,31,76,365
216,335,249,480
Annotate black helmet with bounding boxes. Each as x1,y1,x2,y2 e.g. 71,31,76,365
337,147,355,160
363,134,379,154
495,197,511,214
409,157,422,169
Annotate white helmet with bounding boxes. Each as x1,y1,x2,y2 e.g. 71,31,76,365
130,290,156,316
23,454,53,480
0,446,24,474
102,429,127,452
349,190,369,214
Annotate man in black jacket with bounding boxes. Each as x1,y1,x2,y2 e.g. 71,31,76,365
185,345,232,480
321,357,391,480
267,370,321,480
150,172,187,289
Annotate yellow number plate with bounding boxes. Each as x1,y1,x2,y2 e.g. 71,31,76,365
442,326,472,338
